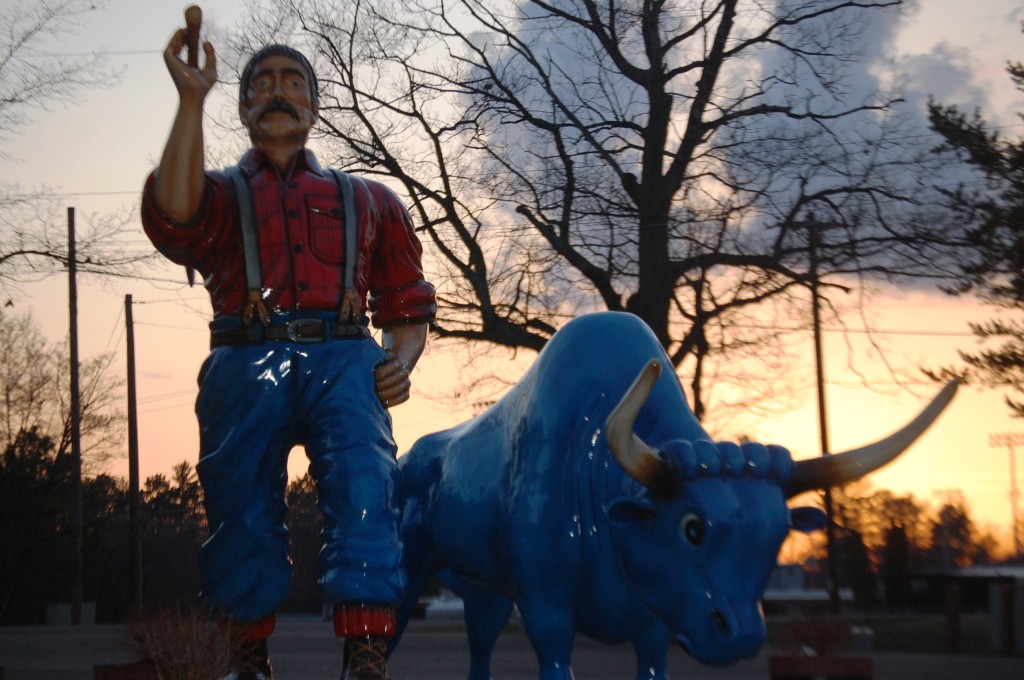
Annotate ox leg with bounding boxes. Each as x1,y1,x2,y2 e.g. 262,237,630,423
391,564,433,651
517,599,576,680
458,580,515,680
631,620,671,680
390,523,437,653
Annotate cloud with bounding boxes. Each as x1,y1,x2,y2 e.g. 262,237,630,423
860,0,921,65
899,42,992,114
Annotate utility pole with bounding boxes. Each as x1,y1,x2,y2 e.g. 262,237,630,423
68,207,83,625
805,214,842,614
126,294,143,611
989,433,1024,558
934,489,964,570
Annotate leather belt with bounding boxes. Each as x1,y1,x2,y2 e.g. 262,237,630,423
211,318,370,348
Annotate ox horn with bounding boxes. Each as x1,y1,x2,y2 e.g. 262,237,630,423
606,359,681,497
785,380,959,499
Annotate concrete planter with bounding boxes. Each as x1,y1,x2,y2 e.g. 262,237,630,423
93,661,158,680
767,653,873,680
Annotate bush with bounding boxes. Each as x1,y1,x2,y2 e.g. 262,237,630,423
129,608,232,680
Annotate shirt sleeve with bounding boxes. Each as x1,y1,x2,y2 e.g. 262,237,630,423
365,182,437,328
140,170,234,270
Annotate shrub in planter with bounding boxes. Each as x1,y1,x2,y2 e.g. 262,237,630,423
127,608,232,680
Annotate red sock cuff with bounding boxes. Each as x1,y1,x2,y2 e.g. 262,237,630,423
333,604,397,638
224,613,277,641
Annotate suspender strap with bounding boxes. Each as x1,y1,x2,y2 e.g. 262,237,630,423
225,166,270,326
328,169,360,322
328,169,359,292
224,165,360,326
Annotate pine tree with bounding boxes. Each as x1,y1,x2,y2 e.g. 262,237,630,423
928,29,1024,417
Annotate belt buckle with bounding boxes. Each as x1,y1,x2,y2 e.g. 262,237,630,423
285,318,325,343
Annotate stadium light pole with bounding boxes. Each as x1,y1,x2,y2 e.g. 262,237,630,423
989,432,1024,558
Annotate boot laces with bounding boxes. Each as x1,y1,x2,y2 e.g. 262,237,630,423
345,637,391,679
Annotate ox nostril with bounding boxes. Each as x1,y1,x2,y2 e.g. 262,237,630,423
711,608,730,636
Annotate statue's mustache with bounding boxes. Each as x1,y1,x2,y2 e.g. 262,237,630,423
259,99,299,120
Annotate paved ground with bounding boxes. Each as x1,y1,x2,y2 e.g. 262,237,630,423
2,614,1023,679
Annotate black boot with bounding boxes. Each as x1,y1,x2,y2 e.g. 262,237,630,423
341,636,391,680
222,638,273,680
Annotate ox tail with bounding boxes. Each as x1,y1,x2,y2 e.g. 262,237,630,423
784,380,959,499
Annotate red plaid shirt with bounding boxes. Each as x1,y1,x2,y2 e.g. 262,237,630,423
142,148,436,328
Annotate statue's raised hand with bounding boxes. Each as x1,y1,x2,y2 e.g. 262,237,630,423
163,6,217,103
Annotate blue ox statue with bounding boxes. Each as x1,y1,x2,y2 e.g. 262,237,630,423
396,312,956,680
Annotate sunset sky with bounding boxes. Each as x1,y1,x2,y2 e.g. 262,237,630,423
3,0,1024,547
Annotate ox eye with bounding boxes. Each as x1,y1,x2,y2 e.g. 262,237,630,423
681,513,704,546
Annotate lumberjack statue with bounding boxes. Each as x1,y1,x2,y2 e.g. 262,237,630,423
141,6,436,680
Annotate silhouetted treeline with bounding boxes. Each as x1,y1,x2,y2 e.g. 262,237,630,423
0,428,323,624
3,424,1014,624
800,484,1010,610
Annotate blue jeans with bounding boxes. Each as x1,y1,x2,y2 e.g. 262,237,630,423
194,336,405,621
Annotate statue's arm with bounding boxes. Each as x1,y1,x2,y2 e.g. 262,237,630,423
152,11,218,224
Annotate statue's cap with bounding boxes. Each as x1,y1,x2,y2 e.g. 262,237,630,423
239,44,318,106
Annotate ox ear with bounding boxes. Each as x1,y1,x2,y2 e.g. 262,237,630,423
607,498,656,528
790,506,827,534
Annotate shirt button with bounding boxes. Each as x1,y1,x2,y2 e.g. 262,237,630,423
287,209,298,218
288,181,299,189
297,282,308,292
293,243,304,253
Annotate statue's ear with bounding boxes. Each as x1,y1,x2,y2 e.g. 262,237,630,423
607,498,656,528
239,101,251,130
790,506,827,533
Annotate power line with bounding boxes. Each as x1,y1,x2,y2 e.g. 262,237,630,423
133,296,208,304
137,389,196,406
23,49,162,58
5,128,1021,206
138,400,195,416
120,293,984,338
724,322,979,338
133,320,207,332
21,190,141,198
99,304,126,358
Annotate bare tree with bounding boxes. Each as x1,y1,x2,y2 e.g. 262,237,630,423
0,0,117,148
0,0,148,289
0,309,124,472
226,0,966,418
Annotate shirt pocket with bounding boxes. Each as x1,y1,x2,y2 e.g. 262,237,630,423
306,194,345,264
